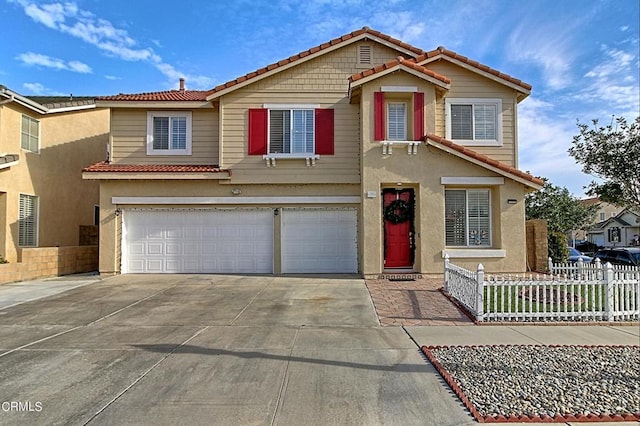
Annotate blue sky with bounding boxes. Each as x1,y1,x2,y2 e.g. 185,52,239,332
2,0,638,197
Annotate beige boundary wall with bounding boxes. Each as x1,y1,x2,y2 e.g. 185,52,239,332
0,246,98,284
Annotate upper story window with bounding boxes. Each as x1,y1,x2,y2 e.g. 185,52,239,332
374,90,424,142
248,105,334,157
269,108,314,154
21,114,40,152
146,111,192,155
445,98,502,146
445,189,491,247
387,102,407,141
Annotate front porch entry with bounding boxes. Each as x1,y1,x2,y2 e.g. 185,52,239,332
382,188,415,269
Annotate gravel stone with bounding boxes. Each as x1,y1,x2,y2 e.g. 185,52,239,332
428,345,640,418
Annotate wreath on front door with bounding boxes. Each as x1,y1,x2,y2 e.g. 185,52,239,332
384,199,412,224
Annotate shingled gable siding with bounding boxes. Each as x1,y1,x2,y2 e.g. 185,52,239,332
110,108,219,165
428,61,517,166
219,42,404,184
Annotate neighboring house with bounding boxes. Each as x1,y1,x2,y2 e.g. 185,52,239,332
83,27,543,276
587,208,640,248
0,85,109,263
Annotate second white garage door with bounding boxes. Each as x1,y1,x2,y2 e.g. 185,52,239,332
123,209,274,274
281,208,358,273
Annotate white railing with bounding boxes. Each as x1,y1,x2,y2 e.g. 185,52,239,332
444,256,640,322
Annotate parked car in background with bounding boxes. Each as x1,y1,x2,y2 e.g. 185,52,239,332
592,247,640,267
575,240,600,256
568,247,593,263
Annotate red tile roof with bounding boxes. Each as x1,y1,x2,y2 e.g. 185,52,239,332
97,90,209,102
424,134,544,187
206,27,427,97
417,47,532,91
82,161,230,174
349,56,451,85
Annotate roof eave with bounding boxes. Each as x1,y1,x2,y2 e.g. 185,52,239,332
350,64,451,91
95,101,213,109
206,31,424,101
424,136,543,190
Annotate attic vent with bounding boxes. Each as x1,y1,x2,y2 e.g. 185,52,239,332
358,45,372,65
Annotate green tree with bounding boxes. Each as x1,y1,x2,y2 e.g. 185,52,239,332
525,179,599,234
569,116,640,211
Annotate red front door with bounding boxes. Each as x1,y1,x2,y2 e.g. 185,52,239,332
383,189,414,268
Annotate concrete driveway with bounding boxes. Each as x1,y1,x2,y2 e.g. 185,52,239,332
0,274,473,426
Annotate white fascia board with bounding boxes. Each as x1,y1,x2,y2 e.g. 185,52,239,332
441,249,506,258
47,104,96,114
83,172,230,180
263,104,320,109
351,65,449,91
441,177,504,185
112,196,362,205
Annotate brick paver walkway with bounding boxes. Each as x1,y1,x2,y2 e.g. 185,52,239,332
365,276,473,326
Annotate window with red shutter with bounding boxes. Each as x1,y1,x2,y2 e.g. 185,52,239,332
248,107,334,156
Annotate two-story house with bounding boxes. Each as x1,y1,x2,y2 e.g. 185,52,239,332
83,27,543,276
0,85,108,267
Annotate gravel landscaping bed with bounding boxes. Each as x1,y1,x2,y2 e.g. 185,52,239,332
422,345,640,422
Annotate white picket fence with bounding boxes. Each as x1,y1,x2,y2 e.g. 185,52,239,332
444,256,640,322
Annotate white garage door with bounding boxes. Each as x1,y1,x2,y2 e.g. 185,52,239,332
281,208,358,273
122,209,273,273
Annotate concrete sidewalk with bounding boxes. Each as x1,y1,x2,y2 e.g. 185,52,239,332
0,273,101,310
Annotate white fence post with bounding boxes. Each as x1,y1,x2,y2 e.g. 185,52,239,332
548,257,554,273
604,262,614,322
444,254,450,293
476,263,484,322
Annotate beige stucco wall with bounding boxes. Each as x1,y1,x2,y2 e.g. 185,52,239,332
358,72,529,274
0,102,108,262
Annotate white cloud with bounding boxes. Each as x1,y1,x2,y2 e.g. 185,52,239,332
13,0,214,89
517,97,593,196
21,82,65,95
575,45,639,119
16,51,92,73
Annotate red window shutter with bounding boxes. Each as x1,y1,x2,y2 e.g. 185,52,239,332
315,108,334,155
413,92,424,141
374,92,385,141
248,108,268,155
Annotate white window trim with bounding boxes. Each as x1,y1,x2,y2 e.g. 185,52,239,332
381,86,418,93
445,98,502,146
386,102,407,141
18,193,39,247
445,188,492,248
21,114,40,153
264,105,317,156
146,111,192,156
